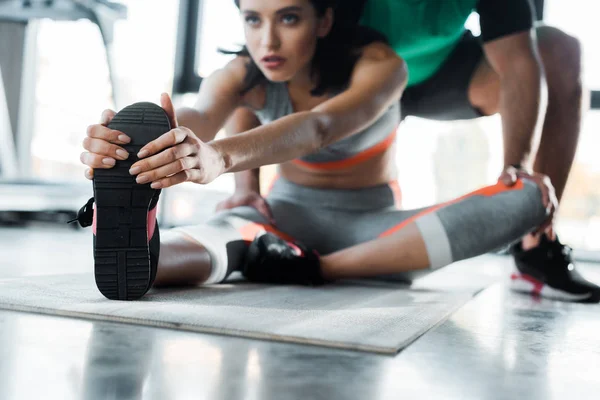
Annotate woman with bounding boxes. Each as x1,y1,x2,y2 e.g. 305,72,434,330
77,0,554,300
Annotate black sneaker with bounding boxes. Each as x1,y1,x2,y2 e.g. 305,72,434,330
509,235,600,303
241,233,326,285
70,102,170,300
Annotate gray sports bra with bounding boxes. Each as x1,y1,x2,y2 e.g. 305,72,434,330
253,81,400,169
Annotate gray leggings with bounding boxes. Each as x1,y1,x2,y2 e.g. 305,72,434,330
173,178,547,284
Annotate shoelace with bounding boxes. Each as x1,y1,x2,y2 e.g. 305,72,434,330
68,197,95,228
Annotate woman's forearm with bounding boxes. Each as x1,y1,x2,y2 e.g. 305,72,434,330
225,107,263,193
234,169,261,192
176,107,223,143
209,111,325,173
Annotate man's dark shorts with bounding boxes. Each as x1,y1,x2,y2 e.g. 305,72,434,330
401,31,485,121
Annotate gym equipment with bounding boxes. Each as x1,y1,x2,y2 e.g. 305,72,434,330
0,0,127,227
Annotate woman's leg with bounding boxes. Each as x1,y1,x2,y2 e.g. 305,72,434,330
152,231,213,287
151,201,305,287
319,179,548,280
151,205,280,287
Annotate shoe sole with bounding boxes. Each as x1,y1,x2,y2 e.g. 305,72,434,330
510,272,600,303
93,102,171,300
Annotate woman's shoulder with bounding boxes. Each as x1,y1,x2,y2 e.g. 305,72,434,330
345,41,406,88
357,41,402,63
218,55,251,81
209,56,267,110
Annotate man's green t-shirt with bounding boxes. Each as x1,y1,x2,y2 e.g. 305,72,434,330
360,0,479,87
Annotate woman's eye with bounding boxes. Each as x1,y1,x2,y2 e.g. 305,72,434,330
281,14,299,24
245,15,260,26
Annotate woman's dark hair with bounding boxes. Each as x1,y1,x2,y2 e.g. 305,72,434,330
222,0,389,96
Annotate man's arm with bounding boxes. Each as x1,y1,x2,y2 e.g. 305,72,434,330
478,0,545,168
483,31,546,168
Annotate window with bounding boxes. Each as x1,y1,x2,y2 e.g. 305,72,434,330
543,0,600,253
196,0,244,78
30,0,181,181
545,0,600,90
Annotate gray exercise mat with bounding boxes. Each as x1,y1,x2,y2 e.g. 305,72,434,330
0,269,492,354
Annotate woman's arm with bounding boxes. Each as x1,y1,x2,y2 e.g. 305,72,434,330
215,107,276,223
210,42,408,173
222,107,263,192
79,56,248,179
128,44,407,188
175,57,249,142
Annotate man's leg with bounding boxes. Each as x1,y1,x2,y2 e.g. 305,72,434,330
531,27,583,203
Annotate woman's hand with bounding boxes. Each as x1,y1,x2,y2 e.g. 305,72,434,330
80,110,131,180
129,94,226,189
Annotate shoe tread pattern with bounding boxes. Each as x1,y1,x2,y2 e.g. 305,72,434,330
93,102,170,300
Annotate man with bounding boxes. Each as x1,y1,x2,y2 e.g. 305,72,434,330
353,0,599,302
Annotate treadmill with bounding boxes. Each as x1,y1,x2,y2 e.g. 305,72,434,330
0,0,126,226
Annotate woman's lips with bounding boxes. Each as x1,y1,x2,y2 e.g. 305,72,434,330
261,55,286,69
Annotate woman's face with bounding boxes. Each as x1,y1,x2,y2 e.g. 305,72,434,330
239,0,332,82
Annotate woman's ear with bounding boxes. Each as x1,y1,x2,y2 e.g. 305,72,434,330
317,7,334,38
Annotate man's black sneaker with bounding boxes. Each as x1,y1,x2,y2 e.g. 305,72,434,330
242,232,326,285
510,234,600,303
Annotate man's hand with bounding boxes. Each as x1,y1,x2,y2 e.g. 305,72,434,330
216,190,275,225
499,165,558,236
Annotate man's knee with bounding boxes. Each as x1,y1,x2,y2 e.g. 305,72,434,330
536,26,582,97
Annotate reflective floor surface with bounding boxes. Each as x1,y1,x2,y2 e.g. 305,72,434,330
0,225,599,400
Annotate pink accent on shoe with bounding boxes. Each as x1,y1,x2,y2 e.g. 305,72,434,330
147,205,158,242
288,242,304,257
92,206,97,235
511,273,544,295
92,203,157,242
